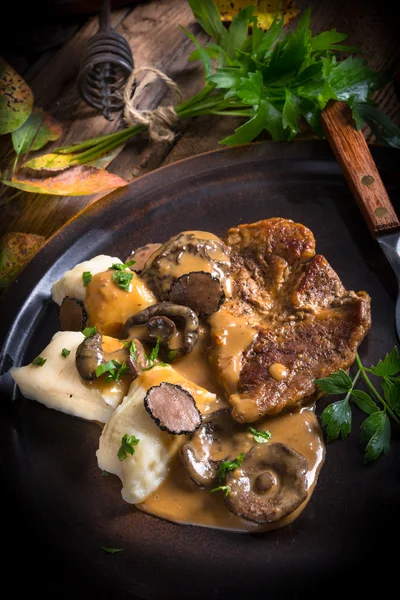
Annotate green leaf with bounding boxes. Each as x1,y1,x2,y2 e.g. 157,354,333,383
117,433,140,461
247,426,272,443
82,326,97,337
11,108,62,155
315,369,353,395
101,547,123,554
225,6,254,59
100,470,109,477
351,389,379,415
310,29,348,52
208,68,242,89
369,347,400,377
235,71,263,105
32,356,46,366
110,260,135,270
327,57,381,102
251,14,284,60
321,397,352,442
353,103,400,149
282,89,300,138
210,485,231,497
382,380,400,416
187,0,227,46
111,270,133,292
82,271,92,286
61,348,71,358
216,452,244,483
0,57,33,134
180,26,213,78
360,411,391,462
95,360,119,378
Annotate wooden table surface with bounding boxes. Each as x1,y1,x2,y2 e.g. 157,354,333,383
0,0,399,246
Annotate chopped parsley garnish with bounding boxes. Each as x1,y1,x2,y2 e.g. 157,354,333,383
32,356,46,366
118,433,140,461
129,339,137,361
112,270,133,292
248,426,272,444
95,359,129,382
82,325,97,337
110,260,136,270
100,470,109,477
143,338,168,370
61,348,71,358
210,485,231,497
216,452,244,483
82,271,92,286
101,547,123,554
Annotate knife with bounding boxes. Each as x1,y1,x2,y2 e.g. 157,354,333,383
321,100,400,339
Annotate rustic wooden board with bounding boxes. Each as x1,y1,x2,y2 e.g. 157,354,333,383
0,0,399,241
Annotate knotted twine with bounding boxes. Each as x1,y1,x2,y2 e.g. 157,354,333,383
123,66,183,143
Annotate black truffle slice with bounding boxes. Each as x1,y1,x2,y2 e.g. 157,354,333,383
144,382,202,435
168,271,225,316
60,296,87,331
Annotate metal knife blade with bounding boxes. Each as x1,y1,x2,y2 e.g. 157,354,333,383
377,232,400,339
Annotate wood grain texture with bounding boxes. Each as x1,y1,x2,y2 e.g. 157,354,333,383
321,101,400,236
0,0,399,241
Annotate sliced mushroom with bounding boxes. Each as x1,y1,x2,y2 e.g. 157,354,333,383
75,333,146,381
127,339,149,377
224,442,308,524
60,296,87,331
144,382,202,435
147,316,176,342
168,271,225,316
124,301,199,359
126,243,162,272
180,409,251,487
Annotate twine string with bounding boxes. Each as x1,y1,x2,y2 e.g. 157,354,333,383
123,66,183,143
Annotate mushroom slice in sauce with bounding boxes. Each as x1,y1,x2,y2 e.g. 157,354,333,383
60,296,87,331
224,442,308,524
75,333,146,381
144,382,202,435
168,271,225,316
126,243,162,273
147,316,176,342
180,408,250,487
124,301,199,359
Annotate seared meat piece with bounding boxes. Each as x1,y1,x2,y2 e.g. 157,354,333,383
209,218,371,423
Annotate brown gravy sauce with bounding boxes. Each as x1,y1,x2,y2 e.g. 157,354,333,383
138,326,325,533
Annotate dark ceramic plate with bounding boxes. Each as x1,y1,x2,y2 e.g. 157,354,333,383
1,140,400,600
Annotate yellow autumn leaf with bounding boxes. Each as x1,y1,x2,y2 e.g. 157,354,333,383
215,0,299,30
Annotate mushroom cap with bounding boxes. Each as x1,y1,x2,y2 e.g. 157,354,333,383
224,442,308,524
180,408,252,487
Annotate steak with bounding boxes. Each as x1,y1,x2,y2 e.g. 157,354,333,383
209,218,371,423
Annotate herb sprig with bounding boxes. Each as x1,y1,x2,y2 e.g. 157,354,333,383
47,1,399,172
316,348,400,462
210,451,245,496
117,433,140,461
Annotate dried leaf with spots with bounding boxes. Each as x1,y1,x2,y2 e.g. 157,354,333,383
0,232,45,290
22,147,120,172
0,57,33,134
2,165,128,196
215,0,299,30
12,108,62,155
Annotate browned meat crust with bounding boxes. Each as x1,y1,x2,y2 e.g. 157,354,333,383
210,218,371,423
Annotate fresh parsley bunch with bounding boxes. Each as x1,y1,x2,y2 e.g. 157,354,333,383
315,348,400,462
185,0,399,146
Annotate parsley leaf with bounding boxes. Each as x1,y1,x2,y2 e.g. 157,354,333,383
95,360,129,383
82,325,97,337
210,485,231,497
321,397,352,442
118,434,140,461
61,348,71,358
101,547,123,554
32,356,46,366
350,390,379,416
110,260,136,270
359,411,391,462
369,347,400,377
247,426,272,443
216,452,244,483
82,271,92,286
112,270,133,292
315,369,353,394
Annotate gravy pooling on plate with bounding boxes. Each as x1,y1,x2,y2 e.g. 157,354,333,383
10,219,371,532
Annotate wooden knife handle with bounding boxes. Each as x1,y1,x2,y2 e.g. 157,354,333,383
321,100,400,237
